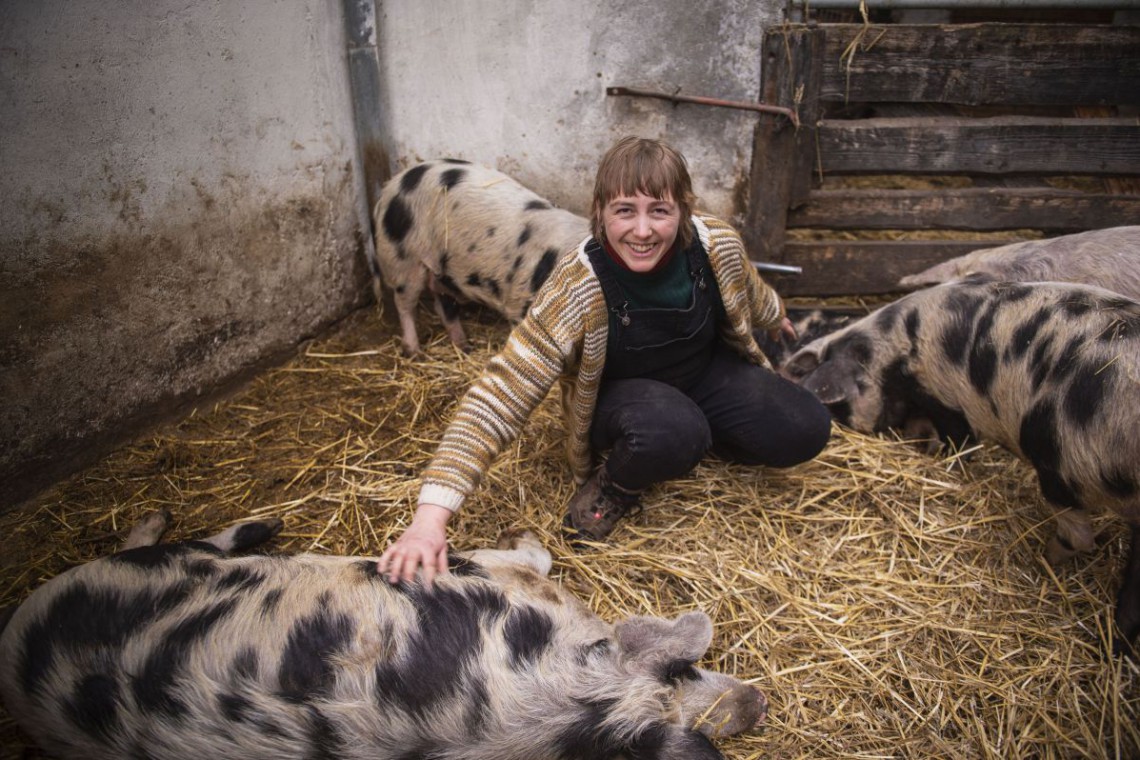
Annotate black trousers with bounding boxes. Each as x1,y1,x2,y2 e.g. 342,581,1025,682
589,345,832,491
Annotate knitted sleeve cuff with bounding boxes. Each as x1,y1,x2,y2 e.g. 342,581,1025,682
418,483,465,513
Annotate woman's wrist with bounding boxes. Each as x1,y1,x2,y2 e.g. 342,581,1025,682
412,503,452,530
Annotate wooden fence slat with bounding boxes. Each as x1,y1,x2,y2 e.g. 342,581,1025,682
773,240,1008,296
818,23,1140,106
787,188,1140,231
744,27,823,262
817,116,1140,175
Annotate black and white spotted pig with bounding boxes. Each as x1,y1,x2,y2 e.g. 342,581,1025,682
0,513,766,759
780,276,1140,653
897,226,1140,300
372,159,589,355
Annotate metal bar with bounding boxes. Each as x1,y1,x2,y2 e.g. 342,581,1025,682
754,261,804,275
606,86,800,128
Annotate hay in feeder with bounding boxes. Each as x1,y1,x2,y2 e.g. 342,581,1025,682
1,303,1137,759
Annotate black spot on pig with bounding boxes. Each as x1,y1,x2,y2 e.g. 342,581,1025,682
375,585,506,715
967,337,998,396
109,541,220,570
303,704,343,760
486,226,496,238
1028,336,1055,392
1049,336,1084,384
278,600,356,703
439,168,466,190
486,278,502,299
215,567,265,593
939,290,986,366
1008,309,1051,361
446,554,490,578
1063,360,1113,429
218,693,288,738
399,164,431,194
1060,295,1094,317
20,581,194,696
525,200,551,211
65,673,120,742
504,606,554,669
661,658,700,685
382,196,414,247
133,598,240,716
441,158,471,165
1019,400,1080,509
260,588,283,617
517,224,532,248
874,303,900,332
554,697,623,758
233,647,259,679
530,249,559,293
218,692,254,723
904,309,920,353
466,273,482,287
185,559,219,579
465,678,492,737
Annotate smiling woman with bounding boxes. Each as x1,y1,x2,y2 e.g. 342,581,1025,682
377,136,832,585
601,193,682,273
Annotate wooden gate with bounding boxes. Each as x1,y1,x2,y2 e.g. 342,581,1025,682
743,22,1140,296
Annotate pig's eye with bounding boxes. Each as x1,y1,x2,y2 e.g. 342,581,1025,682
661,659,699,684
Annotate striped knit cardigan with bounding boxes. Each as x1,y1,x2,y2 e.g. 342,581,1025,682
418,214,787,512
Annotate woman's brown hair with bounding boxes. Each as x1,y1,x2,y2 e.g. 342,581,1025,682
590,136,697,249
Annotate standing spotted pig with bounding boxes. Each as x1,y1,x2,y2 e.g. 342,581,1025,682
781,276,1140,653
372,160,588,355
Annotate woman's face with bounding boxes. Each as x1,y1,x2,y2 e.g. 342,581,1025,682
602,192,682,273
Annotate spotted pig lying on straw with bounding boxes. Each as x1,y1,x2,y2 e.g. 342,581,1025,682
0,512,766,760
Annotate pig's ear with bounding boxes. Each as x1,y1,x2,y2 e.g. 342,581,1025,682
780,344,823,381
798,355,864,406
615,611,713,665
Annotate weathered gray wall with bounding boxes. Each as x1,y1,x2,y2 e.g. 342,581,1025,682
374,0,783,223
0,1,374,507
0,0,785,508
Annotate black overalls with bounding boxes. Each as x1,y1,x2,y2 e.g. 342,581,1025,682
583,233,832,492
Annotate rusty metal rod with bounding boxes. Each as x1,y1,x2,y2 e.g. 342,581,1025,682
606,86,800,128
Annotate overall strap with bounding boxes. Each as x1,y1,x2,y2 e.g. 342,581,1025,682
583,237,632,326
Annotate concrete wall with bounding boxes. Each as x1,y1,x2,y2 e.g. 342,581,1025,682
0,1,374,507
1,0,785,507
374,0,783,223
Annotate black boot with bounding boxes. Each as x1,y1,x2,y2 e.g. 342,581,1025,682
563,468,643,544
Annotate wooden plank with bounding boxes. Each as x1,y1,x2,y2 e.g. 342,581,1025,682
787,188,1140,231
773,240,1002,296
817,116,1140,175
743,27,823,262
816,23,1140,106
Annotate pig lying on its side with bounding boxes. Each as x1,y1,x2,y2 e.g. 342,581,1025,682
897,226,1140,300
0,513,765,759
781,276,1140,653
372,160,589,355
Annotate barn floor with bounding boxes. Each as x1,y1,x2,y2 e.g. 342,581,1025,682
2,302,1138,759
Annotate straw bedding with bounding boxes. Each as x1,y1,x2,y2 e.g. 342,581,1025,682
2,303,1137,759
